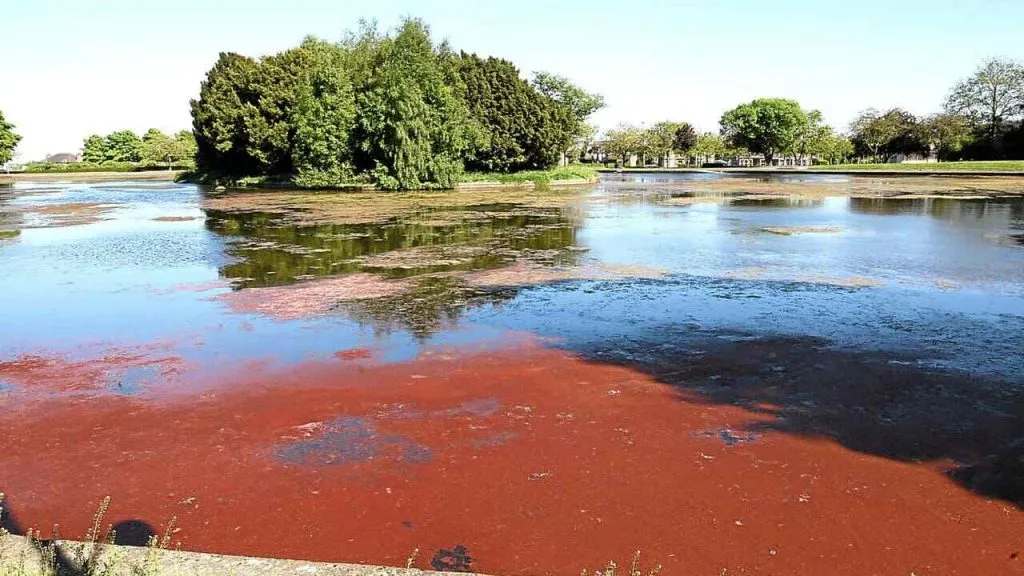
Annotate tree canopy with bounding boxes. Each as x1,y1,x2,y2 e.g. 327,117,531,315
944,58,1024,142
0,110,21,166
457,53,574,172
719,98,810,165
190,19,602,189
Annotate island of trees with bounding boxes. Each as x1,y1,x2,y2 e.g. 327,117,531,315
2,23,1023,180
189,19,603,190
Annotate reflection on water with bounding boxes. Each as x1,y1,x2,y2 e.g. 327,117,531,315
205,206,582,287
1,174,1023,373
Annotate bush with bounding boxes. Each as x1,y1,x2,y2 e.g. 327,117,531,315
22,162,192,174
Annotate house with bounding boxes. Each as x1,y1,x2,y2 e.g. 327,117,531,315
43,153,81,164
731,154,812,168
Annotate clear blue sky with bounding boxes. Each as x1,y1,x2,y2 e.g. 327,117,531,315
3,0,1023,161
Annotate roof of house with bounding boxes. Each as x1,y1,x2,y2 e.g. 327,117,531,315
43,153,80,163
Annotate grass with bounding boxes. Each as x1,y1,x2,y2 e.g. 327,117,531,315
20,162,194,174
0,493,175,576
0,230,20,239
459,165,599,185
808,160,1024,172
186,165,600,190
583,551,662,576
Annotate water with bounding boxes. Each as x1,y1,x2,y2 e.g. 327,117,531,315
3,173,1022,376
2,172,1023,574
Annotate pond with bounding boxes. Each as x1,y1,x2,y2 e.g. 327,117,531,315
1,173,1023,575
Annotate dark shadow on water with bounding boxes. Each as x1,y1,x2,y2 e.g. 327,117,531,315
559,328,1024,508
111,519,156,547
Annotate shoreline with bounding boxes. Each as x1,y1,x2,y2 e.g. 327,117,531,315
597,167,1024,177
1,171,597,191
0,170,184,184
0,534,468,576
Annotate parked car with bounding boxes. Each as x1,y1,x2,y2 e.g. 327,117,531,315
702,161,729,168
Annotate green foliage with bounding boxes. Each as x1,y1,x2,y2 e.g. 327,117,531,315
720,98,810,164
140,129,198,167
103,130,142,162
602,124,643,166
849,108,926,160
459,164,597,185
944,58,1024,140
290,38,358,187
0,110,22,166
457,53,573,172
348,19,476,190
692,132,728,163
919,113,973,159
191,52,262,177
21,161,167,173
673,123,697,153
189,18,600,190
531,71,605,156
81,135,108,163
531,71,605,124
809,160,1024,172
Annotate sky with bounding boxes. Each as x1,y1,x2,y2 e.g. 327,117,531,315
2,0,1023,162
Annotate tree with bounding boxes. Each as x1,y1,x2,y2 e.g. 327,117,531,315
290,38,358,186
531,72,605,124
673,123,697,156
531,71,605,163
81,135,108,163
0,111,22,166
646,121,682,167
569,123,599,164
171,131,198,165
918,113,973,160
692,132,727,165
944,58,1024,143
603,124,643,166
140,128,172,165
350,18,477,190
720,98,810,165
457,52,573,172
104,130,142,162
191,52,262,176
849,108,923,160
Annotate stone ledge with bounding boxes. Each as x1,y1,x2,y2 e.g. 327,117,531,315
0,535,477,576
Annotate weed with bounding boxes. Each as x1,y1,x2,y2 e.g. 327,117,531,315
583,551,662,576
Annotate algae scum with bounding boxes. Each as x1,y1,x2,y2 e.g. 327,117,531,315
1,173,1023,369
3,172,1024,572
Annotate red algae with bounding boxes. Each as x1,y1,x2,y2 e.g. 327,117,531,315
214,274,412,321
0,344,1021,575
0,352,186,397
334,348,375,361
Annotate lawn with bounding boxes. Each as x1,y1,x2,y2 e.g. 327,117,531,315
459,165,599,185
809,161,1024,172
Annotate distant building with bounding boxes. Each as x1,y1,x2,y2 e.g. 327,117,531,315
43,153,81,164
887,146,938,164
732,154,811,168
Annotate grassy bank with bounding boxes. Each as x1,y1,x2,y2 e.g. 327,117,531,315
0,170,183,184
185,165,600,190
20,162,193,174
460,165,599,185
808,161,1024,172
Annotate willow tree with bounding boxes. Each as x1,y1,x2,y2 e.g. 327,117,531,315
290,39,358,187
349,19,478,190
